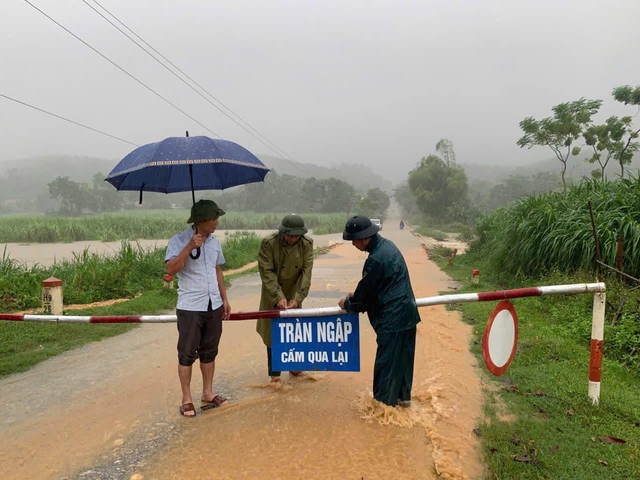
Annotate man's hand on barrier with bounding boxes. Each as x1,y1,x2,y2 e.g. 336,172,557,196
287,300,299,309
276,298,288,310
338,293,353,310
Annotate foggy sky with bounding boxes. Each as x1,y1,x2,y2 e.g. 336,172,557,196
1,0,639,183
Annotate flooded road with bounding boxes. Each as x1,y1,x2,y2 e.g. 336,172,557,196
0,229,341,267
0,226,483,479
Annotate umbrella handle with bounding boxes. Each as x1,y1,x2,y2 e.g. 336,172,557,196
188,166,199,259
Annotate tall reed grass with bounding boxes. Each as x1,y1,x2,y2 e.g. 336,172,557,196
0,232,261,312
473,177,640,279
0,211,346,243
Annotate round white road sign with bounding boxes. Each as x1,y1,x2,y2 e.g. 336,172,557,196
482,300,518,376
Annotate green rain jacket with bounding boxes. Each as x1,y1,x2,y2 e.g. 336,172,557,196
344,234,420,333
256,232,314,346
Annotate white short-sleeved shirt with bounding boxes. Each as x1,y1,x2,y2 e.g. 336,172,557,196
165,228,226,311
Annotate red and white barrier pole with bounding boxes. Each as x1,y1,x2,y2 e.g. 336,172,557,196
415,282,605,307
0,282,607,404
0,282,605,323
589,292,606,405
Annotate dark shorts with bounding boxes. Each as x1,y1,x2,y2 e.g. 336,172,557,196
176,303,223,366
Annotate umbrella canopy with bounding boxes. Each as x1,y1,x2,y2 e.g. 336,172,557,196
105,136,269,194
106,134,270,260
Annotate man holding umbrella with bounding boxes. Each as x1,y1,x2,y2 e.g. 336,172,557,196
256,214,314,383
165,199,231,417
106,133,270,413
338,215,420,407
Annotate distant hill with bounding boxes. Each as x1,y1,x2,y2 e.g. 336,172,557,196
463,152,640,185
0,155,116,182
0,155,117,203
257,155,393,193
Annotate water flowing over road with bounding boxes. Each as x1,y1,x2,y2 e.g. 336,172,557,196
0,229,339,268
0,226,483,479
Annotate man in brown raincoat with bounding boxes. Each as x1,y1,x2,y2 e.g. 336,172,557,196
256,214,314,382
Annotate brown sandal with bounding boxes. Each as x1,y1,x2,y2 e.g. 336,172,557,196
180,403,196,417
201,395,228,411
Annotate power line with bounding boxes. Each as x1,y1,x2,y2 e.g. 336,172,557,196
84,0,317,178
89,0,306,162
22,0,221,138
0,92,139,147
86,0,287,158
21,0,316,179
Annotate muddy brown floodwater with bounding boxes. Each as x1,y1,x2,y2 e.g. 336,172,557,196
0,225,483,479
0,229,341,267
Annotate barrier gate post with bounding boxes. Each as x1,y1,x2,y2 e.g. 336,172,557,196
588,292,606,405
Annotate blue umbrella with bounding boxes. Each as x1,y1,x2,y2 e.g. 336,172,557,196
106,134,269,200
106,133,270,258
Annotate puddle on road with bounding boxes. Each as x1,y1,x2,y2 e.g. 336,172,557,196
141,374,436,480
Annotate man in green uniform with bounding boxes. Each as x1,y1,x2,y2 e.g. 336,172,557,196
338,215,420,407
256,214,314,383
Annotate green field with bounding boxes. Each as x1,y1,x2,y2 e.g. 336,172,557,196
0,211,347,243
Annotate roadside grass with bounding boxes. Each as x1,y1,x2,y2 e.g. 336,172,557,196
219,232,262,269
416,226,449,240
219,211,346,234
224,265,259,288
0,233,261,313
0,256,262,378
471,177,640,281
437,222,468,233
0,322,133,378
403,212,468,233
306,214,346,235
0,289,176,377
430,248,640,479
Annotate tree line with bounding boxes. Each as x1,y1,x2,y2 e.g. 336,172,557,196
212,170,391,218
43,170,390,218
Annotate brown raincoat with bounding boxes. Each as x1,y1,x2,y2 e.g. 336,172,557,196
256,232,314,346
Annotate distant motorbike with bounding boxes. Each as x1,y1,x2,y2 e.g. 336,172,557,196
399,220,405,230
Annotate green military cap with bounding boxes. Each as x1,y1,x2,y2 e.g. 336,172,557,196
187,199,226,223
278,214,308,236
